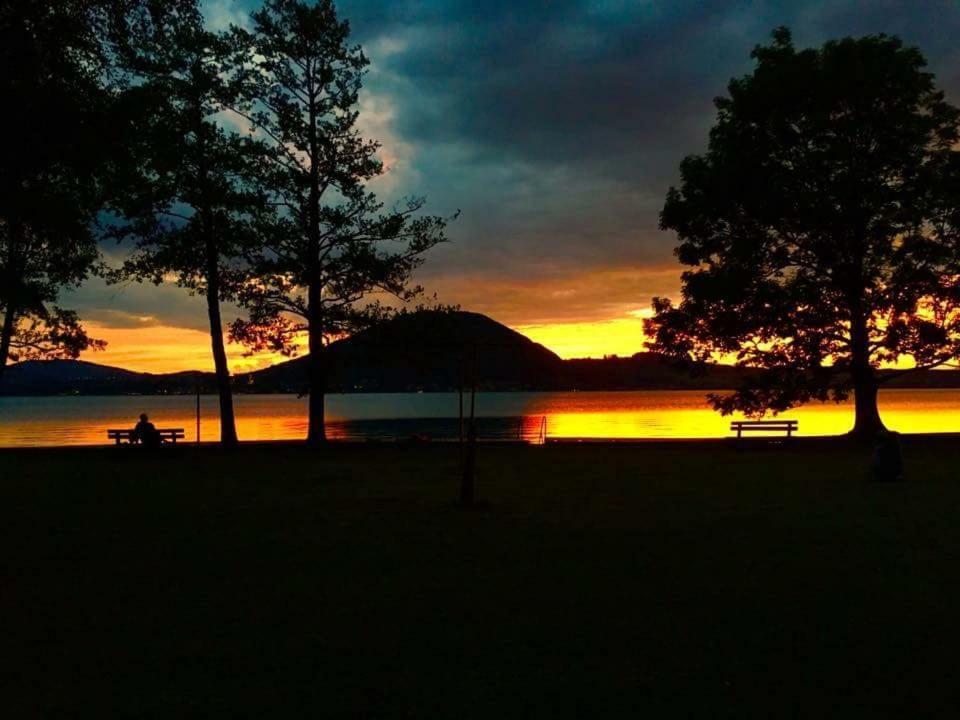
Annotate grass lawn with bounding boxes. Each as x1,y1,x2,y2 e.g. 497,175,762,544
3,439,960,717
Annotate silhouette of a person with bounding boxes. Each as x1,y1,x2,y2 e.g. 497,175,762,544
132,413,161,447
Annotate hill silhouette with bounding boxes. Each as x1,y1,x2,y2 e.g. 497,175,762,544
236,310,565,392
0,359,214,395
5,311,960,395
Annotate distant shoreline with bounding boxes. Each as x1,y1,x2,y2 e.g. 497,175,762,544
5,382,960,399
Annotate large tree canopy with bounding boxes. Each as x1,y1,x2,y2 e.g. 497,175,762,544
646,28,960,437
0,0,114,374
0,0,199,377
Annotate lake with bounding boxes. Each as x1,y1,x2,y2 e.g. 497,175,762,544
2,389,960,447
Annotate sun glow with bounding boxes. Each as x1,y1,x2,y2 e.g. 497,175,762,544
76,310,935,374
78,314,655,373
77,323,305,374
517,312,653,359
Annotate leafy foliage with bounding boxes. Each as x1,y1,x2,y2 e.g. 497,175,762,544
109,12,268,304
0,0,200,374
646,28,960,432
0,0,117,372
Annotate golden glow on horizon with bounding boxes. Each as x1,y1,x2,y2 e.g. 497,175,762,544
77,323,306,374
78,311,930,373
517,312,653,359
79,315,656,372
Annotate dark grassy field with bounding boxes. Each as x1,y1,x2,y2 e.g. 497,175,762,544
3,439,960,717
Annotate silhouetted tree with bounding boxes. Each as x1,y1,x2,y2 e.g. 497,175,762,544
227,0,450,444
0,0,114,376
646,28,960,438
0,0,200,379
109,7,269,447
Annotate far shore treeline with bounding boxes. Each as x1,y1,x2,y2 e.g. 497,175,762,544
4,3,960,443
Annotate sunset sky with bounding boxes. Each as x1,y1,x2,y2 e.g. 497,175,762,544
68,0,960,373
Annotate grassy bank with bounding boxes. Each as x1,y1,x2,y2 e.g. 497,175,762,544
3,439,960,717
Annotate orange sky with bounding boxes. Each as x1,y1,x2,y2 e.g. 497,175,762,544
79,313,653,374
517,312,652,359
76,307,931,375
77,323,302,374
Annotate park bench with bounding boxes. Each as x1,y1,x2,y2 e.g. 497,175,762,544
730,419,798,439
107,428,186,446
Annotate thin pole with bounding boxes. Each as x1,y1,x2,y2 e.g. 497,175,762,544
196,385,201,447
460,345,478,507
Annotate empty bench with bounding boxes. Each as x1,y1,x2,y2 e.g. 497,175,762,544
730,420,798,439
107,428,186,445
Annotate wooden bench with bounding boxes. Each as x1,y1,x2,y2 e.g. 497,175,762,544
730,420,798,439
107,428,186,445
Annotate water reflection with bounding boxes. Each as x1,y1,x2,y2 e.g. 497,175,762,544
1,389,959,447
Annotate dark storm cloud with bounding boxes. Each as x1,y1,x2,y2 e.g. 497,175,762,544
335,0,960,281
347,0,960,177
78,0,960,329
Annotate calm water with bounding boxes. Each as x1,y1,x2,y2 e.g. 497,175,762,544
1,389,960,447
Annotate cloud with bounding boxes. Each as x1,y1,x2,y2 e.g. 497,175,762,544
73,0,960,359
425,263,682,326
334,0,960,286
202,0,249,30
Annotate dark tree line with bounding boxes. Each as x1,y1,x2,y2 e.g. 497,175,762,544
0,0,450,445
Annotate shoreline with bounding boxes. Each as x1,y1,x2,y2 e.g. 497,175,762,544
3,430,959,453
6,383,960,398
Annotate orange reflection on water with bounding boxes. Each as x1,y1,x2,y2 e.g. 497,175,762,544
518,390,960,439
2,389,960,447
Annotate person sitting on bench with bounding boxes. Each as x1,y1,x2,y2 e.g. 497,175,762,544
132,413,162,447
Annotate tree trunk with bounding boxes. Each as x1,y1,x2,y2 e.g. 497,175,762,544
305,83,325,446
204,275,238,448
194,98,238,449
0,223,19,380
851,374,885,438
848,304,886,439
306,323,326,445
0,303,15,380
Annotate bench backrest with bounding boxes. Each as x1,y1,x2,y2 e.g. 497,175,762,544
730,420,797,428
107,428,186,441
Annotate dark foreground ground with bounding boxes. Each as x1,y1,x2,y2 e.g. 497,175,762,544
3,438,960,718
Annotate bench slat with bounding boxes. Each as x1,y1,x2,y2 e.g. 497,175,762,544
106,428,186,445
730,424,797,428
730,419,798,439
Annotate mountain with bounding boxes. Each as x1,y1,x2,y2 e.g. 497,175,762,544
235,310,565,392
0,359,214,396
6,311,960,395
